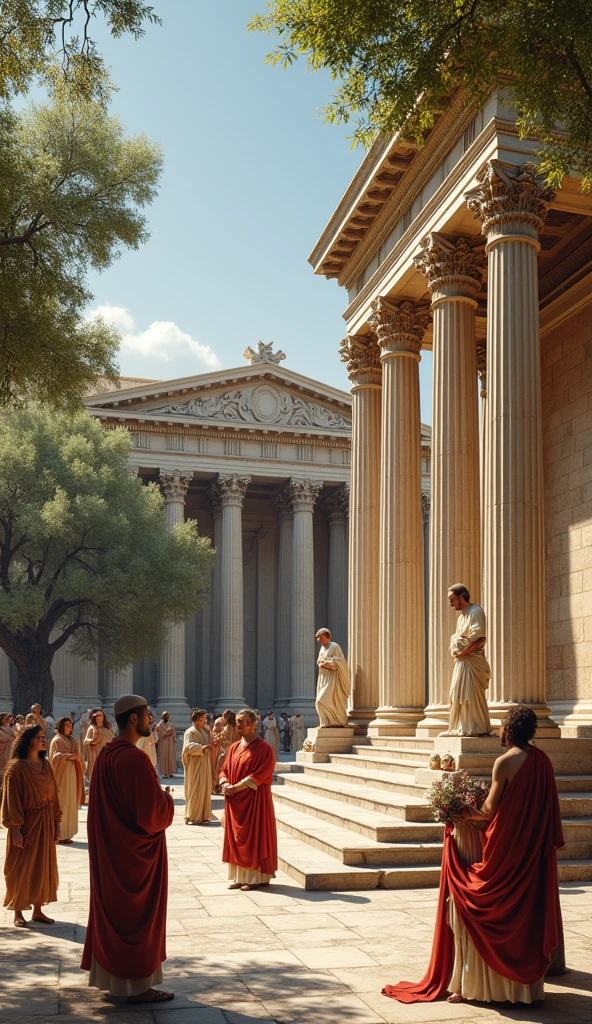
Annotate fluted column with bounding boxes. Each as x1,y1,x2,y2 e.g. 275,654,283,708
414,234,485,733
325,484,350,653
477,342,488,601
207,482,223,709
103,664,134,723
53,642,101,716
369,298,429,734
272,489,293,711
156,470,192,726
339,336,382,727
217,474,250,711
0,650,12,713
288,479,322,722
465,160,559,733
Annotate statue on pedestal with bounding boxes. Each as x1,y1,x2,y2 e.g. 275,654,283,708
443,584,492,737
315,628,350,728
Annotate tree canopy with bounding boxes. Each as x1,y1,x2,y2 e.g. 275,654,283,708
250,0,592,191
0,0,161,102
0,406,215,711
0,92,162,406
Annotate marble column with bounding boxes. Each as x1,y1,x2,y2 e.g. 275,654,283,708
0,650,12,713
288,478,322,722
413,234,485,734
465,160,559,734
156,470,192,726
369,298,429,735
216,474,250,712
207,482,223,709
476,342,488,603
52,642,101,718
339,335,382,727
325,484,350,653
103,664,134,722
272,489,293,711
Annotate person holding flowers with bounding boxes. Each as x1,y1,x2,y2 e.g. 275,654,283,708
383,705,564,1006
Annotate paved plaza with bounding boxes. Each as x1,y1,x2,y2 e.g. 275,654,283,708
0,785,590,1024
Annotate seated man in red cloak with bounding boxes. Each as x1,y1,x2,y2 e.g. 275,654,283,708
220,707,278,892
384,704,564,1006
81,694,175,1004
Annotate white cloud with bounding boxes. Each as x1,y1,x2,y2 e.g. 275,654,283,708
90,304,221,371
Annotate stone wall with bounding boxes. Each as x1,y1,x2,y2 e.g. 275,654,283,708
542,306,592,730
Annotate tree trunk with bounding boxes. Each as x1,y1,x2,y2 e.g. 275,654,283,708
10,651,55,716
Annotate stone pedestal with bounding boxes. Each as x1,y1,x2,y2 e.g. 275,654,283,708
466,161,560,737
296,726,356,763
216,474,250,712
156,470,192,728
368,298,429,736
288,479,322,723
339,336,382,729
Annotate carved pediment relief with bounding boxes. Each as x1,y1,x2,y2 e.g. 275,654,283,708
146,384,352,432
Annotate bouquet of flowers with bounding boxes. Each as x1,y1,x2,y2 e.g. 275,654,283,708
428,770,489,827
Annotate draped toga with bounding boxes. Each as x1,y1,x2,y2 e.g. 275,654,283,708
2,758,62,911
315,641,350,727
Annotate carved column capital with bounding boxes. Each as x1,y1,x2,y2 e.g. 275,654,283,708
217,473,250,507
339,334,382,387
324,484,350,526
272,488,294,522
287,478,322,513
414,233,486,298
368,297,431,358
159,469,192,502
476,342,487,396
465,160,555,240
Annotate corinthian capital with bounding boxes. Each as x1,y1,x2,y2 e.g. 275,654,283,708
159,470,192,502
339,335,382,387
465,161,555,238
324,484,350,526
414,234,486,296
368,297,431,357
287,478,322,513
217,473,250,507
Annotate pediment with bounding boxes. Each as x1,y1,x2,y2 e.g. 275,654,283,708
86,364,352,435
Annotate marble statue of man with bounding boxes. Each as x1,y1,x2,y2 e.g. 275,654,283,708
315,628,350,728
444,584,492,736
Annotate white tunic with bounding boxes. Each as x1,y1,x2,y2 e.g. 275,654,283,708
447,604,491,736
315,641,350,727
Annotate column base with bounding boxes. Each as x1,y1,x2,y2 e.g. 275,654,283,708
367,705,423,738
296,726,356,763
154,695,192,734
347,706,376,737
415,703,450,737
487,701,561,738
550,699,592,738
0,696,12,714
54,694,103,720
285,696,317,729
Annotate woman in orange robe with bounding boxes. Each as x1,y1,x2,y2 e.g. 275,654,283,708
1,724,62,927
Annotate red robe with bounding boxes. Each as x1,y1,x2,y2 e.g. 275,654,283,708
384,743,564,1002
221,737,278,875
81,739,174,980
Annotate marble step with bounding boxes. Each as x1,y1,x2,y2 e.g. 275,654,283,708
555,776,592,793
272,782,443,842
275,831,441,891
285,766,432,820
301,761,431,799
558,795,592,817
353,744,435,765
558,859,592,881
328,752,426,776
274,803,443,866
366,736,436,749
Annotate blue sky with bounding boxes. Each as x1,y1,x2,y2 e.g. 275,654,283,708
86,1,433,420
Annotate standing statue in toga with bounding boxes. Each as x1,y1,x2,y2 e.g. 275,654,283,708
315,628,350,728
444,584,492,736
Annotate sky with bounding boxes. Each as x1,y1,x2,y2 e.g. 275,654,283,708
85,1,433,420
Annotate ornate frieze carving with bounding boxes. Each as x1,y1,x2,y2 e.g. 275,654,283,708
465,161,555,238
151,384,351,432
339,335,382,387
287,478,323,513
159,470,192,502
217,473,250,507
243,341,286,365
324,484,350,526
368,297,431,356
414,234,486,295
272,488,294,522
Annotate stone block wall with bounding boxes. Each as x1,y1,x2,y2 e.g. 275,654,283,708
541,306,592,729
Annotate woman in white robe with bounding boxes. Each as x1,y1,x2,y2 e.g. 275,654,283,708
50,717,84,841
262,714,280,759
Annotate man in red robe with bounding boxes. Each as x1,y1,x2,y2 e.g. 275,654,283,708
220,707,278,891
81,694,175,1004
383,705,564,1005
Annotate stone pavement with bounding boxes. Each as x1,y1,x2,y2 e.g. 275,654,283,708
1,782,591,1024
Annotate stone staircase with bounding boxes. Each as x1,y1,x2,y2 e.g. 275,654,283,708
272,734,592,890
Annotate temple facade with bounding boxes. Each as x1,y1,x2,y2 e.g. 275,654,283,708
0,344,431,724
310,89,592,737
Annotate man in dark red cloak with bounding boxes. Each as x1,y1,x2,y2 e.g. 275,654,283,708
81,694,175,1004
220,707,278,891
383,705,564,1005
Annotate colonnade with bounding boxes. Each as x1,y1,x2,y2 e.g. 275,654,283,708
344,160,559,736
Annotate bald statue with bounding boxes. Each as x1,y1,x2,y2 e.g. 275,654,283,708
315,629,350,728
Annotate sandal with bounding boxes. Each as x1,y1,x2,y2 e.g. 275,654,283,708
127,988,174,1004
227,883,243,889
